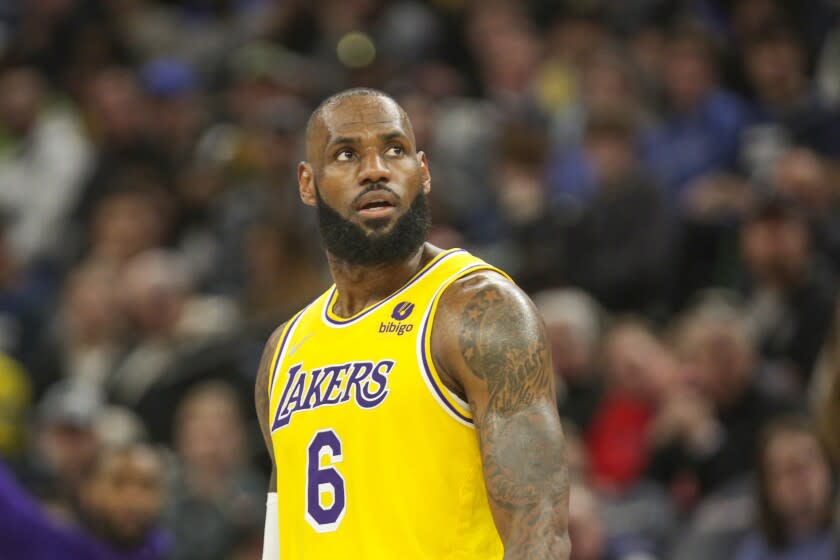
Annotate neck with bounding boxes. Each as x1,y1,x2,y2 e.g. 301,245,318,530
327,243,431,317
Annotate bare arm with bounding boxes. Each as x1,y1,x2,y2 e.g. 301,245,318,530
255,323,287,493
434,272,570,560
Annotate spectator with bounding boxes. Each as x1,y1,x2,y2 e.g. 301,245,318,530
86,187,170,271
771,148,840,269
534,288,604,429
28,262,123,400
741,26,840,167
586,318,675,493
548,46,649,150
740,195,838,391
642,25,748,200
240,220,324,325
0,442,169,559
568,483,657,560
424,97,499,242
675,172,754,308
198,96,322,298
492,122,570,290
566,112,673,315
166,381,265,560
545,47,651,205
0,213,54,361
648,298,790,509
542,7,610,100
733,416,837,560
73,66,166,229
19,381,105,513
107,250,240,412
139,58,206,169
465,0,544,117
0,62,93,265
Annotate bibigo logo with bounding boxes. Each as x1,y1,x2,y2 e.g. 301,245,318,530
380,301,415,335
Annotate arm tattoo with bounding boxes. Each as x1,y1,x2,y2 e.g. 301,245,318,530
459,283,570,559
459,285,551,415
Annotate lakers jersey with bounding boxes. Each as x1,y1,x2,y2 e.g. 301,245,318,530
266,248,508,559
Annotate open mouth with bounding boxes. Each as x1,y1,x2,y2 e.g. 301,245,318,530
360,200,393,210
356,191,398,217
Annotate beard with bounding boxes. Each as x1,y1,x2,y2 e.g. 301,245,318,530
315,183,430,266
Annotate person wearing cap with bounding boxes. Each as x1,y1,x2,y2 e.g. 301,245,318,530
28,381,104,502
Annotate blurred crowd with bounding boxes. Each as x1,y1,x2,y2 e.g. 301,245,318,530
0,0,838,558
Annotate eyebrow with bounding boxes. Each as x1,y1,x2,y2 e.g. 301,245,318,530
380,131,408,143
325,130,409,151
326,135,359,150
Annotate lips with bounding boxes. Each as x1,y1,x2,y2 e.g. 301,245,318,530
355,190,398,217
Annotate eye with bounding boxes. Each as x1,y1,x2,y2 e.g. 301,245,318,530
336,149,355,161
385,145,404,156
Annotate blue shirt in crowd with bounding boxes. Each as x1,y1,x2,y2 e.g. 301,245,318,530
734,531,836,560
641,90,748,201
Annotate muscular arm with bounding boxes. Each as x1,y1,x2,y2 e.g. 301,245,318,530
434,272,570,560
255,323,287,493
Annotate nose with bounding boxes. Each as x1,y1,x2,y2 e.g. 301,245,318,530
357,149,391,185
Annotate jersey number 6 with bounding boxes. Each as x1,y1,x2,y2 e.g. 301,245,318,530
305,429,346,532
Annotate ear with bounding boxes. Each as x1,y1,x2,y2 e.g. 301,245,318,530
298,162,317,207
418,151,431,195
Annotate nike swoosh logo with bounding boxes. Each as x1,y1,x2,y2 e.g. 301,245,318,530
288,333,314,357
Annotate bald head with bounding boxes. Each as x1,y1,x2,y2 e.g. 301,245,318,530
305,88,414,163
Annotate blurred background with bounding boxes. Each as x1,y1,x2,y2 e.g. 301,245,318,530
0,0,838,559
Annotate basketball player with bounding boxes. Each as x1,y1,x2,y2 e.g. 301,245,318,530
255,88,570,559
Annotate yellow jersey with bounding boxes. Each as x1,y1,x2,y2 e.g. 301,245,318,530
266,248,508,559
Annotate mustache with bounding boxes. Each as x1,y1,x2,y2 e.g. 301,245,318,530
352,183,400,206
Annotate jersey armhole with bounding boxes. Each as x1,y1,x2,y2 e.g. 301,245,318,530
416,264,513,428
267,308,308,403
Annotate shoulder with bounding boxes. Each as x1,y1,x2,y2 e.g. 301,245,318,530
437,269,534,320
431,269,547,383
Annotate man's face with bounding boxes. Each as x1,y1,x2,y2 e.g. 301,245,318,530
545,322,591,384
766,431,832,529
584,133,634,186
741,218,809,287
299,95,431,265
37,423,99,487
0,68,44,134
745,40,805,101
676,323,751,405
81,448,165,549
663,40,714,108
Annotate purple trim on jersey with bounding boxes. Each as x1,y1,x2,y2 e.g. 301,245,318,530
322,249,466,326
268,309,307,400
418,263,487,425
